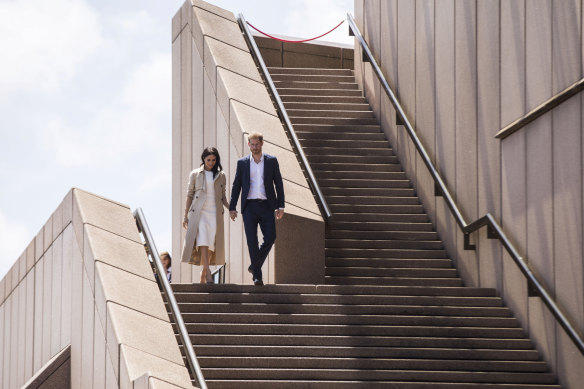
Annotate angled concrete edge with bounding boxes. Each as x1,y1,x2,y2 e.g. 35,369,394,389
71,188,194,388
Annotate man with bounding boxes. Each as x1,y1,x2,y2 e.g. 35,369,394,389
230,132,285,285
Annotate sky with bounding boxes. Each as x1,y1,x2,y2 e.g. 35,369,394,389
0,0,354,280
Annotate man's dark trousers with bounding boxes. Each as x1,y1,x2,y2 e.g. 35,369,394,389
243,199,276,281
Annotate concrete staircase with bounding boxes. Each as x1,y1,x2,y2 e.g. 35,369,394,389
168,67,561,388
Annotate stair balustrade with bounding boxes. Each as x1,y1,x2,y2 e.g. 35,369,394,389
347,12,584,357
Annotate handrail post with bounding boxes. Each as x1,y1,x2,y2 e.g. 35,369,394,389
237,13,332,222
133,208,208,389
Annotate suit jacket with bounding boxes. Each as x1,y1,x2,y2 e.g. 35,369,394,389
229,154,285,213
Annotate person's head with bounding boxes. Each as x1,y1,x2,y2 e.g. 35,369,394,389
160,251,171,269
200,147,223,176
248,132,264,156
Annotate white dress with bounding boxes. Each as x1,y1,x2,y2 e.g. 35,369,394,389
196,170,217,251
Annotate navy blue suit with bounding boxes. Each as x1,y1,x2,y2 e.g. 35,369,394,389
230,154,285,281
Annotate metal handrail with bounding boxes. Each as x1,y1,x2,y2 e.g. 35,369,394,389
496,77,584,139
347,13,584,356
211,263,226,284
133,208,208,389
237,13,332,222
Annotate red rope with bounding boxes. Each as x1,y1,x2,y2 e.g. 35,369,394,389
247,20,345,43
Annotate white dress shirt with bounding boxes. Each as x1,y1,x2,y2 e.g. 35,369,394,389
248,153,267,200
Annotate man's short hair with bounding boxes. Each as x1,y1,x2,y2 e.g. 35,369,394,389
248,132,264,142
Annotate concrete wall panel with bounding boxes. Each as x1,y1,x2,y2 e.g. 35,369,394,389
10,288,18,388
433,0,457,267
500,0,528,329
414,0,436,226
51,235,62,356
476,0,502,289
454,0,478,285
525,0,555,367
396,0,417,185
80,269,94,388
172,32,183,284
3,295,11,388
379,0,398,157
93,305,106,389
24,271,35,382
42,247,53,364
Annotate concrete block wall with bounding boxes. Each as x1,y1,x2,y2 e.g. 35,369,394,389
254,35,354,69
0,188,194,389
172,0,325,285
354,0,584,387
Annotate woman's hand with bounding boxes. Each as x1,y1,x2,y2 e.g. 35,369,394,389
183,218,188,229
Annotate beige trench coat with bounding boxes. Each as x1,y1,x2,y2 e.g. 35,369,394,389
181,167,227,266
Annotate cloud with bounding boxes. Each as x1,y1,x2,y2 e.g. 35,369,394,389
283,0,353,45
0,210,30,280
0,0,103,93
38,51,171,168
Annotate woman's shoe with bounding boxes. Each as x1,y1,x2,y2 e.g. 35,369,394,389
200,270,207,284
205,268,214,284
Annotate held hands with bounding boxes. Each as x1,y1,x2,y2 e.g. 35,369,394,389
230,210,238,221
275,209,285,220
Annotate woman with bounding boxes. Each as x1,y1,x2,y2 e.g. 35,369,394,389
181,147,229,283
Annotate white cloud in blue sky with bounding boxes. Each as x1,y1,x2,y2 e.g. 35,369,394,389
0,0,353,280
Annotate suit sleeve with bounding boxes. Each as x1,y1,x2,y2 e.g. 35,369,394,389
273,158,285,209
229,160,242,211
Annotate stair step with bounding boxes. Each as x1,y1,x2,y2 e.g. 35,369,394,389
286,102,372,111
325,267,458,278
325,238,441,249
311,163,402,172
191,344,536,360
287,108,375,118
304,147,395,157
196,356,547,372
297,131,386,140
315,171,406,180
271,74,357,83
268,67,354,76
188,334,532,349
309,155,399,164
326,230,438,240
171,283,497,296
281,95,368,104
325,195,418,205
204,381,560,389
201,368,556,384
324,257,451,268
174,303,511,317
290,116,378,125
173,293,504,307
186,323,526,338
278,88,362,96
300,138,390,147
294,124,381,133
275,81,359,90
319,179,410,188
325,247,447,258
330,213,428,222
322,187,414,196
329,204,422,213
182,313,517,327
324,276,463,287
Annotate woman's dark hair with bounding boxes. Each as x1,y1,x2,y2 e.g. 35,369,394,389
200,146,223,177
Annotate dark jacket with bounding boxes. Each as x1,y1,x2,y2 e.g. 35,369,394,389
229,154,285,213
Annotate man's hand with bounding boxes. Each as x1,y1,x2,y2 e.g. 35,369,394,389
230,210,238,221
275,209,285,220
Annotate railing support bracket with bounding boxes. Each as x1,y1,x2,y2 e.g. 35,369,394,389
464,233,476,250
